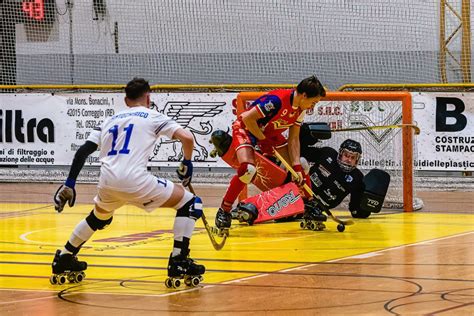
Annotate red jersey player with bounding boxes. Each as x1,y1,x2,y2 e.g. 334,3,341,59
215,75,326,231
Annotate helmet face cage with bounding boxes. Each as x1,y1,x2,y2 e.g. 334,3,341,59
337,139,362,173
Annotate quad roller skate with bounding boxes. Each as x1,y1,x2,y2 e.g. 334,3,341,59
165,251,205,289
214,208,232,236
230,202,258,226
50,249,87,285
300,201,327,231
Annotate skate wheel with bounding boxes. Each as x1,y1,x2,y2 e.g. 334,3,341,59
299,221,305,229
165,278,172,288
57,274,66,285
210,149,217,158
67,273,76,283
172,278,181,288
184,277,192,286
191,276,200,287
309,222,317,231
75,271,85,283
337,224,345,232
50,275,58,285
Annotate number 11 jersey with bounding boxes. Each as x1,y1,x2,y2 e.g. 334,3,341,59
86,106,181,192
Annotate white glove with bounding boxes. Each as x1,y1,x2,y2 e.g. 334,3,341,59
177,159,193,187
53,185,76,212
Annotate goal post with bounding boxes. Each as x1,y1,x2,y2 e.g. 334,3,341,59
236,91,419,212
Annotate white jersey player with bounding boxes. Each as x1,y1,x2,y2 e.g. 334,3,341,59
90,103,184,209
50,78,205,287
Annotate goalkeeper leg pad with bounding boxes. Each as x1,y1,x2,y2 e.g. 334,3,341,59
238,162,257,184
360,169,391,213
241,182,305,224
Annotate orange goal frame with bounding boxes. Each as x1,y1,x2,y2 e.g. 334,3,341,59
236,91,415,212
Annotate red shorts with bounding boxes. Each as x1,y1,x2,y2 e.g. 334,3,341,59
232,120,287,156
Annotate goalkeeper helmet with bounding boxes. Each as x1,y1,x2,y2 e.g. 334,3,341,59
337,139,362,173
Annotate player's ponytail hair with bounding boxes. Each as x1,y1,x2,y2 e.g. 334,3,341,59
125,77,151,100
297,75,326,98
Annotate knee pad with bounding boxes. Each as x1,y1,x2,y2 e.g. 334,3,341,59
237,162,256,184
190,196,203,220
86,210,113,231
176,196,203,221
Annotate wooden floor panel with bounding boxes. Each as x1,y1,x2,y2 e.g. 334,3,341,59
0,183,473,315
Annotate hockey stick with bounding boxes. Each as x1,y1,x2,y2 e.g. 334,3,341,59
187,183,227,251
332,124,420,135
273,150,354,227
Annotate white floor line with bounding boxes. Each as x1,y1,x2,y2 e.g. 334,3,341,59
327,230,474,263
19,227,71,245
230,230,474,277
349,253,381,259
19,227,313,250
4,231,473,299
158,230,474,296
222,273,269,284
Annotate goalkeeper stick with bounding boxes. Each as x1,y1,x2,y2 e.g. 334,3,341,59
333,124,420,135
273,150,354,226
188,183,227,251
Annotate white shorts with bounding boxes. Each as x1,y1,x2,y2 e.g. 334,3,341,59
93,176,175,214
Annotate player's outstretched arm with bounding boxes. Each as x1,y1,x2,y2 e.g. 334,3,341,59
53,141,98,212
174,128,194,186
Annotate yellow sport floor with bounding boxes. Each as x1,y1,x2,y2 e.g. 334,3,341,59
1,202,473,297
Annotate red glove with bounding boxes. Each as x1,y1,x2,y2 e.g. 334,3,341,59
292,164,305,186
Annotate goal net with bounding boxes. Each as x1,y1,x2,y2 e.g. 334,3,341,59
0,0,471,88
236,91,423,212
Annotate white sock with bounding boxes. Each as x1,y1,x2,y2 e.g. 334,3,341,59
172,217,196,257
184,217,196,240
61,219,95,255
172,217,187,256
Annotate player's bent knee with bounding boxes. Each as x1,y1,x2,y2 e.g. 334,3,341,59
176,196,203,221
190,196,203,220
237,163,256,184
86,210,113,231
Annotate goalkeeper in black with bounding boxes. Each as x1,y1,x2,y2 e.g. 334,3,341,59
299,122,390,223
302,138,368,222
